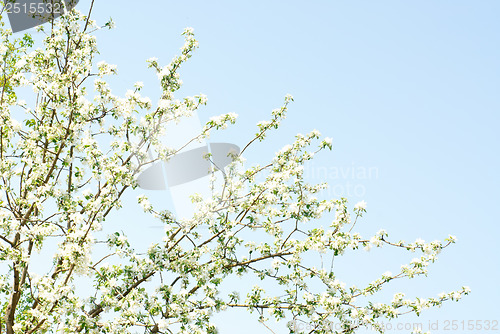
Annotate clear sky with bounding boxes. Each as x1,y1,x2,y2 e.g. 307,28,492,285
15,1,500,333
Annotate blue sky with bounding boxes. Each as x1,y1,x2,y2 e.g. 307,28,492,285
14,1,500,333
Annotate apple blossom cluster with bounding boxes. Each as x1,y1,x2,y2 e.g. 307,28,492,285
0,6,469,334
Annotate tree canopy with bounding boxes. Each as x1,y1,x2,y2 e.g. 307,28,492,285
0,4,469,334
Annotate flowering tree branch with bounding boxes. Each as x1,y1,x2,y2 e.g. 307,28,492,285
0,4,469,334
